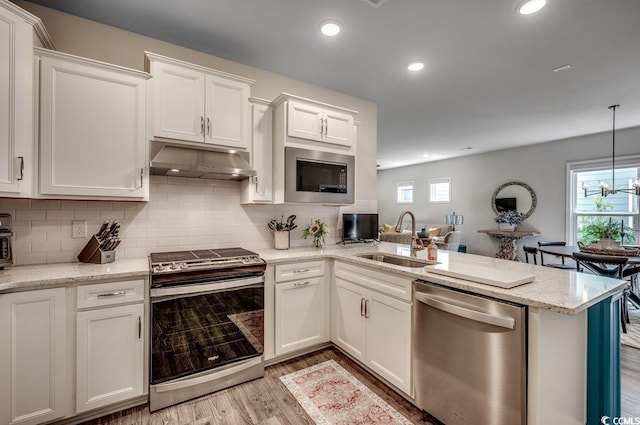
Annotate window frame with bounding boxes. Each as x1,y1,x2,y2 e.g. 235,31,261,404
428,177,451,203
566,155,640,245
396,181,414,204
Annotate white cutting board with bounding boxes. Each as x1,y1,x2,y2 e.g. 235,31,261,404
427,263,535,288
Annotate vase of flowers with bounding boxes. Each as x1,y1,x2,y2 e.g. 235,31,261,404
495,210,523,231
302,218,329,248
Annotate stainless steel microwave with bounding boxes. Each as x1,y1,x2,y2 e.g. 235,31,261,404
285,147,355,204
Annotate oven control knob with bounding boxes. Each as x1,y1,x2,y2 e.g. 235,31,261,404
170,262,179,270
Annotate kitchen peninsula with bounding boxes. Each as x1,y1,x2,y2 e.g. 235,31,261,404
0,242,624,425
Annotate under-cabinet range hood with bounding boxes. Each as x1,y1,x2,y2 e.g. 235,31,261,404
149,141,256,180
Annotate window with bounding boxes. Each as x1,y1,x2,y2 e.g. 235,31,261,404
396,181,414,204
568,158,640,245
429,177,451,203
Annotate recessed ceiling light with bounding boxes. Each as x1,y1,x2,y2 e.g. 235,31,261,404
319,20,342,37
553,64,571,73
517,0,548,15
407,61,425,72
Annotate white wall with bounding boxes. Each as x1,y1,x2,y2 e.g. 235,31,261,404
377,126,640,257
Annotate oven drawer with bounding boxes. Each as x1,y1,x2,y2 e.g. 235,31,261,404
275,260,325,282
77,279,145,309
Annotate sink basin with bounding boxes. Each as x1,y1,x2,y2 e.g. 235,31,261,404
357,253,437,268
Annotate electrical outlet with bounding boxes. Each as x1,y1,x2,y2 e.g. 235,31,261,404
72,220,87,239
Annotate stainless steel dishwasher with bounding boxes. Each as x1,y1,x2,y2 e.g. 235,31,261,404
412,280,527,425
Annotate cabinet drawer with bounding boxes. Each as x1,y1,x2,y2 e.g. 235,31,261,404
275,260,325,282
77,279,145,309
335,262,412,301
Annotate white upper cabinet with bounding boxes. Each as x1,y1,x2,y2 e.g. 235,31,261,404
0,0,53,197
242,98,273,204
275,94,356,151
36,48,150,200
145,52,254,151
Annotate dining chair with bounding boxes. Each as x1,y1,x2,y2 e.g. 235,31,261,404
538,241,574,270
523,245,538,265
572,252,631,333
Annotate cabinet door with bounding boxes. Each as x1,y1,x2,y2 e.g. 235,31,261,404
287,100,324,142
365,290,412,395
324,109,354,147
250,101,272,202
76,304,144,413
275,276,327,356
38,54,147,198
0,288,67,425
205,74,250,149
333,277,367,362
151,61,205,143
0,7,33,196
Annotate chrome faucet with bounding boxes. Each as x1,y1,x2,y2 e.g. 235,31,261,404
395,210,423,256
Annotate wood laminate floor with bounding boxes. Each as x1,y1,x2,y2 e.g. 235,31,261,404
82,345,640,424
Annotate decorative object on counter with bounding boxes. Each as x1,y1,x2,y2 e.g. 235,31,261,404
427,240,438,261
302,218,329,248
417,227,428,238
279,360,413,425
444,211,464,231
77,221,121,264
580,105,640,198
268,215,297,250
494,210,523,231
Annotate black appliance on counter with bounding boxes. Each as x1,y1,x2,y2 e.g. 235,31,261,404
149,248,266,412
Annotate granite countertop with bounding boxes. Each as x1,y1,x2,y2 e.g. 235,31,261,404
0,243,626,315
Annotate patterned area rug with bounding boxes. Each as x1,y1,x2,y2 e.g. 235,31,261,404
280,360,413,425
622,307,640,349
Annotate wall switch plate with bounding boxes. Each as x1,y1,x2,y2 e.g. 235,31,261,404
72,220,87,239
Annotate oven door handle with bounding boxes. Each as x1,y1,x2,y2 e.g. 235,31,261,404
153,356,263,393
150,277,264,298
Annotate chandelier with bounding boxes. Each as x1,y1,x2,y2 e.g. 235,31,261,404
582,105,640,197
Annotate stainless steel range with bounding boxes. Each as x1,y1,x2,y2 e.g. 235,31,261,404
149,248,266,412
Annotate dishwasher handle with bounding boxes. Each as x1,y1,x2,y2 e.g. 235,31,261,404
415,292,515,330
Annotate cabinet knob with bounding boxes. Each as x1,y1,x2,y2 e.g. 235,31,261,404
293,281,310,287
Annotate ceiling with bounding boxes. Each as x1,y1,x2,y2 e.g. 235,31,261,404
25,0,640,169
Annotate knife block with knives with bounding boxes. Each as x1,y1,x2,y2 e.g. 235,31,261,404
77,221,121,264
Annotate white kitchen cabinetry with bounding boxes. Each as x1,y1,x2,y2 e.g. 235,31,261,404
145,52,254,150
242,98,273,203
333,262,412,395
0,1,53,197
274,260,329,356
0,287,67,425
36,48,150,200
75,279,146,414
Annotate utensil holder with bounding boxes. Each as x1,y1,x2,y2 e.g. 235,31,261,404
78,235,115,264
274,231,290,250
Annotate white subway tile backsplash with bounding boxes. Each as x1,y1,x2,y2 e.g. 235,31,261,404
1,177,357,265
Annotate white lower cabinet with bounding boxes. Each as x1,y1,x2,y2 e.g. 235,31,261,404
0,288,67,425
333,262,412,395
274,261,328,356
75,280,146,414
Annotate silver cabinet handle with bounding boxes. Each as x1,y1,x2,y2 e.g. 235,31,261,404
364,299,370,318
206,117,211,135
360,298,365,317
324,118,328,135
200,116,204,134
138,316,142,339
320,118,324,135
17,156,24,181
293,281,310,287
292,269,310,273
97,291,126,298
134,168,143,190
415,293,515,330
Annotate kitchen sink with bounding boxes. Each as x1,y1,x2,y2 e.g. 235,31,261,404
356,253,438,268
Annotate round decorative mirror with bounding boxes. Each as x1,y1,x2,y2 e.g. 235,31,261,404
491,181,537,220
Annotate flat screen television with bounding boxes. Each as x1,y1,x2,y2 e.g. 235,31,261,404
342,213,379,242
495,197,517,212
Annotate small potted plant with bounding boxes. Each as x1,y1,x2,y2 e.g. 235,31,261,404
302,218,329,248
495,210,523,231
